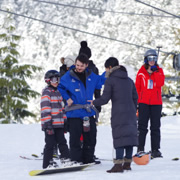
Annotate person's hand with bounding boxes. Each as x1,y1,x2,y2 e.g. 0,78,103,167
67,98,73,106
87,100,93,105
46,129,54,135
151,65,158,72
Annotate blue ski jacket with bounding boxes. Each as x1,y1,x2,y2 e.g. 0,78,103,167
58,68,102,119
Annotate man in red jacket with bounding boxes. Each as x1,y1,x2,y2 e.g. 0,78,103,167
135,49,165,158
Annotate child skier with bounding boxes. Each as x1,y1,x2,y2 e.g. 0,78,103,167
41,70,70,169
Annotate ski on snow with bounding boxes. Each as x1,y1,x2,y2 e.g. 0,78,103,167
20,153,60,160
20,155,43,160
29,163,95,176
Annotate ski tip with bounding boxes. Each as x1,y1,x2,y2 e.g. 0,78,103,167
29,170,43,176
172,157,179,161
31,154,39,158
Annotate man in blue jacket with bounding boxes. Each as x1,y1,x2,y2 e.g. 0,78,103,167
58,53,102,164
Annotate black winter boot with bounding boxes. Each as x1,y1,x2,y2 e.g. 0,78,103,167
151,149,163,159
107,159,124,173
123,158,132,170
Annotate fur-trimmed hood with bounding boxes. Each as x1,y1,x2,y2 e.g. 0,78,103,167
105,65,128,79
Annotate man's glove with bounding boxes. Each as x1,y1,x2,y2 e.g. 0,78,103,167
95,106,101,113
46,129,54,135
151,65,158,72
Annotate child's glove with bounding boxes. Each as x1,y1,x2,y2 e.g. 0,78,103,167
151,65,158,72
46,129,54,135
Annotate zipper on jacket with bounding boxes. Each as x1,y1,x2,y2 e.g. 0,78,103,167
149,73,152,80
79,83,84,99
148,73,152,105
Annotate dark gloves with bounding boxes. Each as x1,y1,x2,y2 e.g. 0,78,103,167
151,65,158,72
46,129,54,135
95,106,101,113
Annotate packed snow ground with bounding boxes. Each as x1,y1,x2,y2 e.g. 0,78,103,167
0,115,180,180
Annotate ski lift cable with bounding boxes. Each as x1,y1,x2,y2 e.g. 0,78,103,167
33,0,174,18
0,8,175,55
135,0,180,19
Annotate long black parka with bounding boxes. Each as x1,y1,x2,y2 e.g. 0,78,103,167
93,66,138,148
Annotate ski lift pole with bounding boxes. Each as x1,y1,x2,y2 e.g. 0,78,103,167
156,46,162,62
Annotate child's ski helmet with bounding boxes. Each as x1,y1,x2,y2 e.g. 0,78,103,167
44,70,60,84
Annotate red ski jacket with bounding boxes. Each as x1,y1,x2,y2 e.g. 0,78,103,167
135,65,165,105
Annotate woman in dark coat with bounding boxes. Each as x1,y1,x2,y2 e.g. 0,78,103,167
89,57,138,173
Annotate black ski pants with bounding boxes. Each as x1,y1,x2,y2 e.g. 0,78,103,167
43,128,70,168
138,103,162,151
68,116,97,164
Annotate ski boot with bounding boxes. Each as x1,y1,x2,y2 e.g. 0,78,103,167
151,149,163,159
47,160,59,169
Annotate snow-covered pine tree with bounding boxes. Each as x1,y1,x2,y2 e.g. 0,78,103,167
0,13,42,124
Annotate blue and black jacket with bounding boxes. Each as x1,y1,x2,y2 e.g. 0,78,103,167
58,68,102,119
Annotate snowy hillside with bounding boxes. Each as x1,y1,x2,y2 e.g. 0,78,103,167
0,116,180,180
0,0,180,123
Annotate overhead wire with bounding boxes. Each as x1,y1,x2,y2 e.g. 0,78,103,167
135,0,180,19
33,0,174,18
0,9,175,55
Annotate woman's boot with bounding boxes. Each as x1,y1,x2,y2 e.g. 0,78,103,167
107,159,124,173
123,158,132,170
